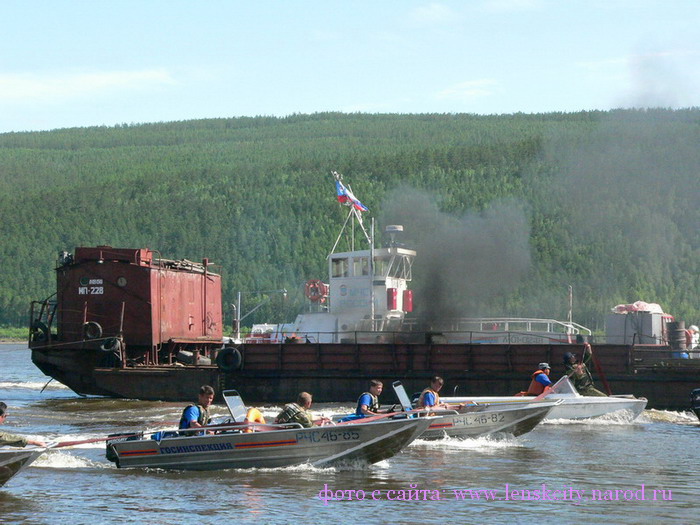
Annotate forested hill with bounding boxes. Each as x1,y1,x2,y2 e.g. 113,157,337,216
1,110,699,332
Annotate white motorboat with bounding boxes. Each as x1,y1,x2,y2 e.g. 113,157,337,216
106,390,433,470
440,376,647,421
0,447,46,487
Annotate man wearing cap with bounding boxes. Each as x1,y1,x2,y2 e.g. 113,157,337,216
523,363,553,396
563,352,606,396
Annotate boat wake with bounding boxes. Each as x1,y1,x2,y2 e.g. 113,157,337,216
642,408,699,425
0,380,69,391
228,458,379,473
410,435,524,451
35,450,109,470
544,410,645,425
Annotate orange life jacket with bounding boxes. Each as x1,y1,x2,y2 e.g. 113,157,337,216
526,369,549,396
417,387,440,408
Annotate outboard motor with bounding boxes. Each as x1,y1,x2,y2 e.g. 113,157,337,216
691,388,700,421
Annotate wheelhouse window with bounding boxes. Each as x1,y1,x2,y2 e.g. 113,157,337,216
353,256,369,276
331,257,349,277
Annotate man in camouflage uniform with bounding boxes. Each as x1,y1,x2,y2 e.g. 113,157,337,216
0,402,46,448
275,392,315,428
563,353,606,397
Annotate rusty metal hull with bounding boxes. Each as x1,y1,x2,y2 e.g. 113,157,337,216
30,341,700,409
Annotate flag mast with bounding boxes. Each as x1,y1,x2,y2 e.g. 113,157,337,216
328,171,371,257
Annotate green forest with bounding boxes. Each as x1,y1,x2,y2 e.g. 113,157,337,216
1,110,699,336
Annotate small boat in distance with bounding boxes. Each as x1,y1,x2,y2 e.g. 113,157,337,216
106,390,432,470
0,447,47,488
441,376,647,421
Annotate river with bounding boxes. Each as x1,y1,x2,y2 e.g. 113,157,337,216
1,343,698,524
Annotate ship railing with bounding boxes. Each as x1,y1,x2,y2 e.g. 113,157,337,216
269,329,592,346
402,317,592,336
28,296,57,344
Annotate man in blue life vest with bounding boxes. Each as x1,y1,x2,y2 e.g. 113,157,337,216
355,379,384,417
179,385,215,434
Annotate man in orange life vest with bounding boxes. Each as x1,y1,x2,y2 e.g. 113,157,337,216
417,376,451,409
524,363,553,396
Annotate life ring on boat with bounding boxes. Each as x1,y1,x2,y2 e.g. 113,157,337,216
244,407,266,432
216,346,243,372
304,279,328,303
83,321,103,340
100,337,121,353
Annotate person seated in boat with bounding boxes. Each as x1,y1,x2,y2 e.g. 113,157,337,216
417,376,448,409
563,352,606,397
179,385,215,434
517,363,553,396
275,392,315,428
416,377,467,412
0,402,46,448
356,379,385,417
337,380,390,423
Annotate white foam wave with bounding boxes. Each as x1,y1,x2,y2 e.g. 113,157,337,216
34,450,111,469
0,381,69,390
543,410,644,426
228,458,376,473
642,408,699,424
410,435,523,450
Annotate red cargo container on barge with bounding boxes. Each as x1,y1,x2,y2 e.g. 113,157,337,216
29,246,224,401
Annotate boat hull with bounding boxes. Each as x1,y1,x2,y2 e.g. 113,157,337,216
107,418,431,470
0,448,45,488
419,401,558,440
441,395,647,421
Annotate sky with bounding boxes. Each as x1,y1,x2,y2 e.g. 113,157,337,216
1,0,699,133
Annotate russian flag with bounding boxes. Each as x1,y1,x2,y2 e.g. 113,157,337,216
336,180,369,212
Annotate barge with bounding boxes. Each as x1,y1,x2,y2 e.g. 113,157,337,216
28,175,700,409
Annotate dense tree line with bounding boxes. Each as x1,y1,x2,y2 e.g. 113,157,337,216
1,110,699,333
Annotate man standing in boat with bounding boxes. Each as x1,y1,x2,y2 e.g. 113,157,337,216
0,402,46,448
563,352,606,397
179,385,215,433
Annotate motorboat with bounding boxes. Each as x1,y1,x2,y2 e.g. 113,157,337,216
391,381,560,439
106,390,432,470
440,376,647,421
0,447,46,487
